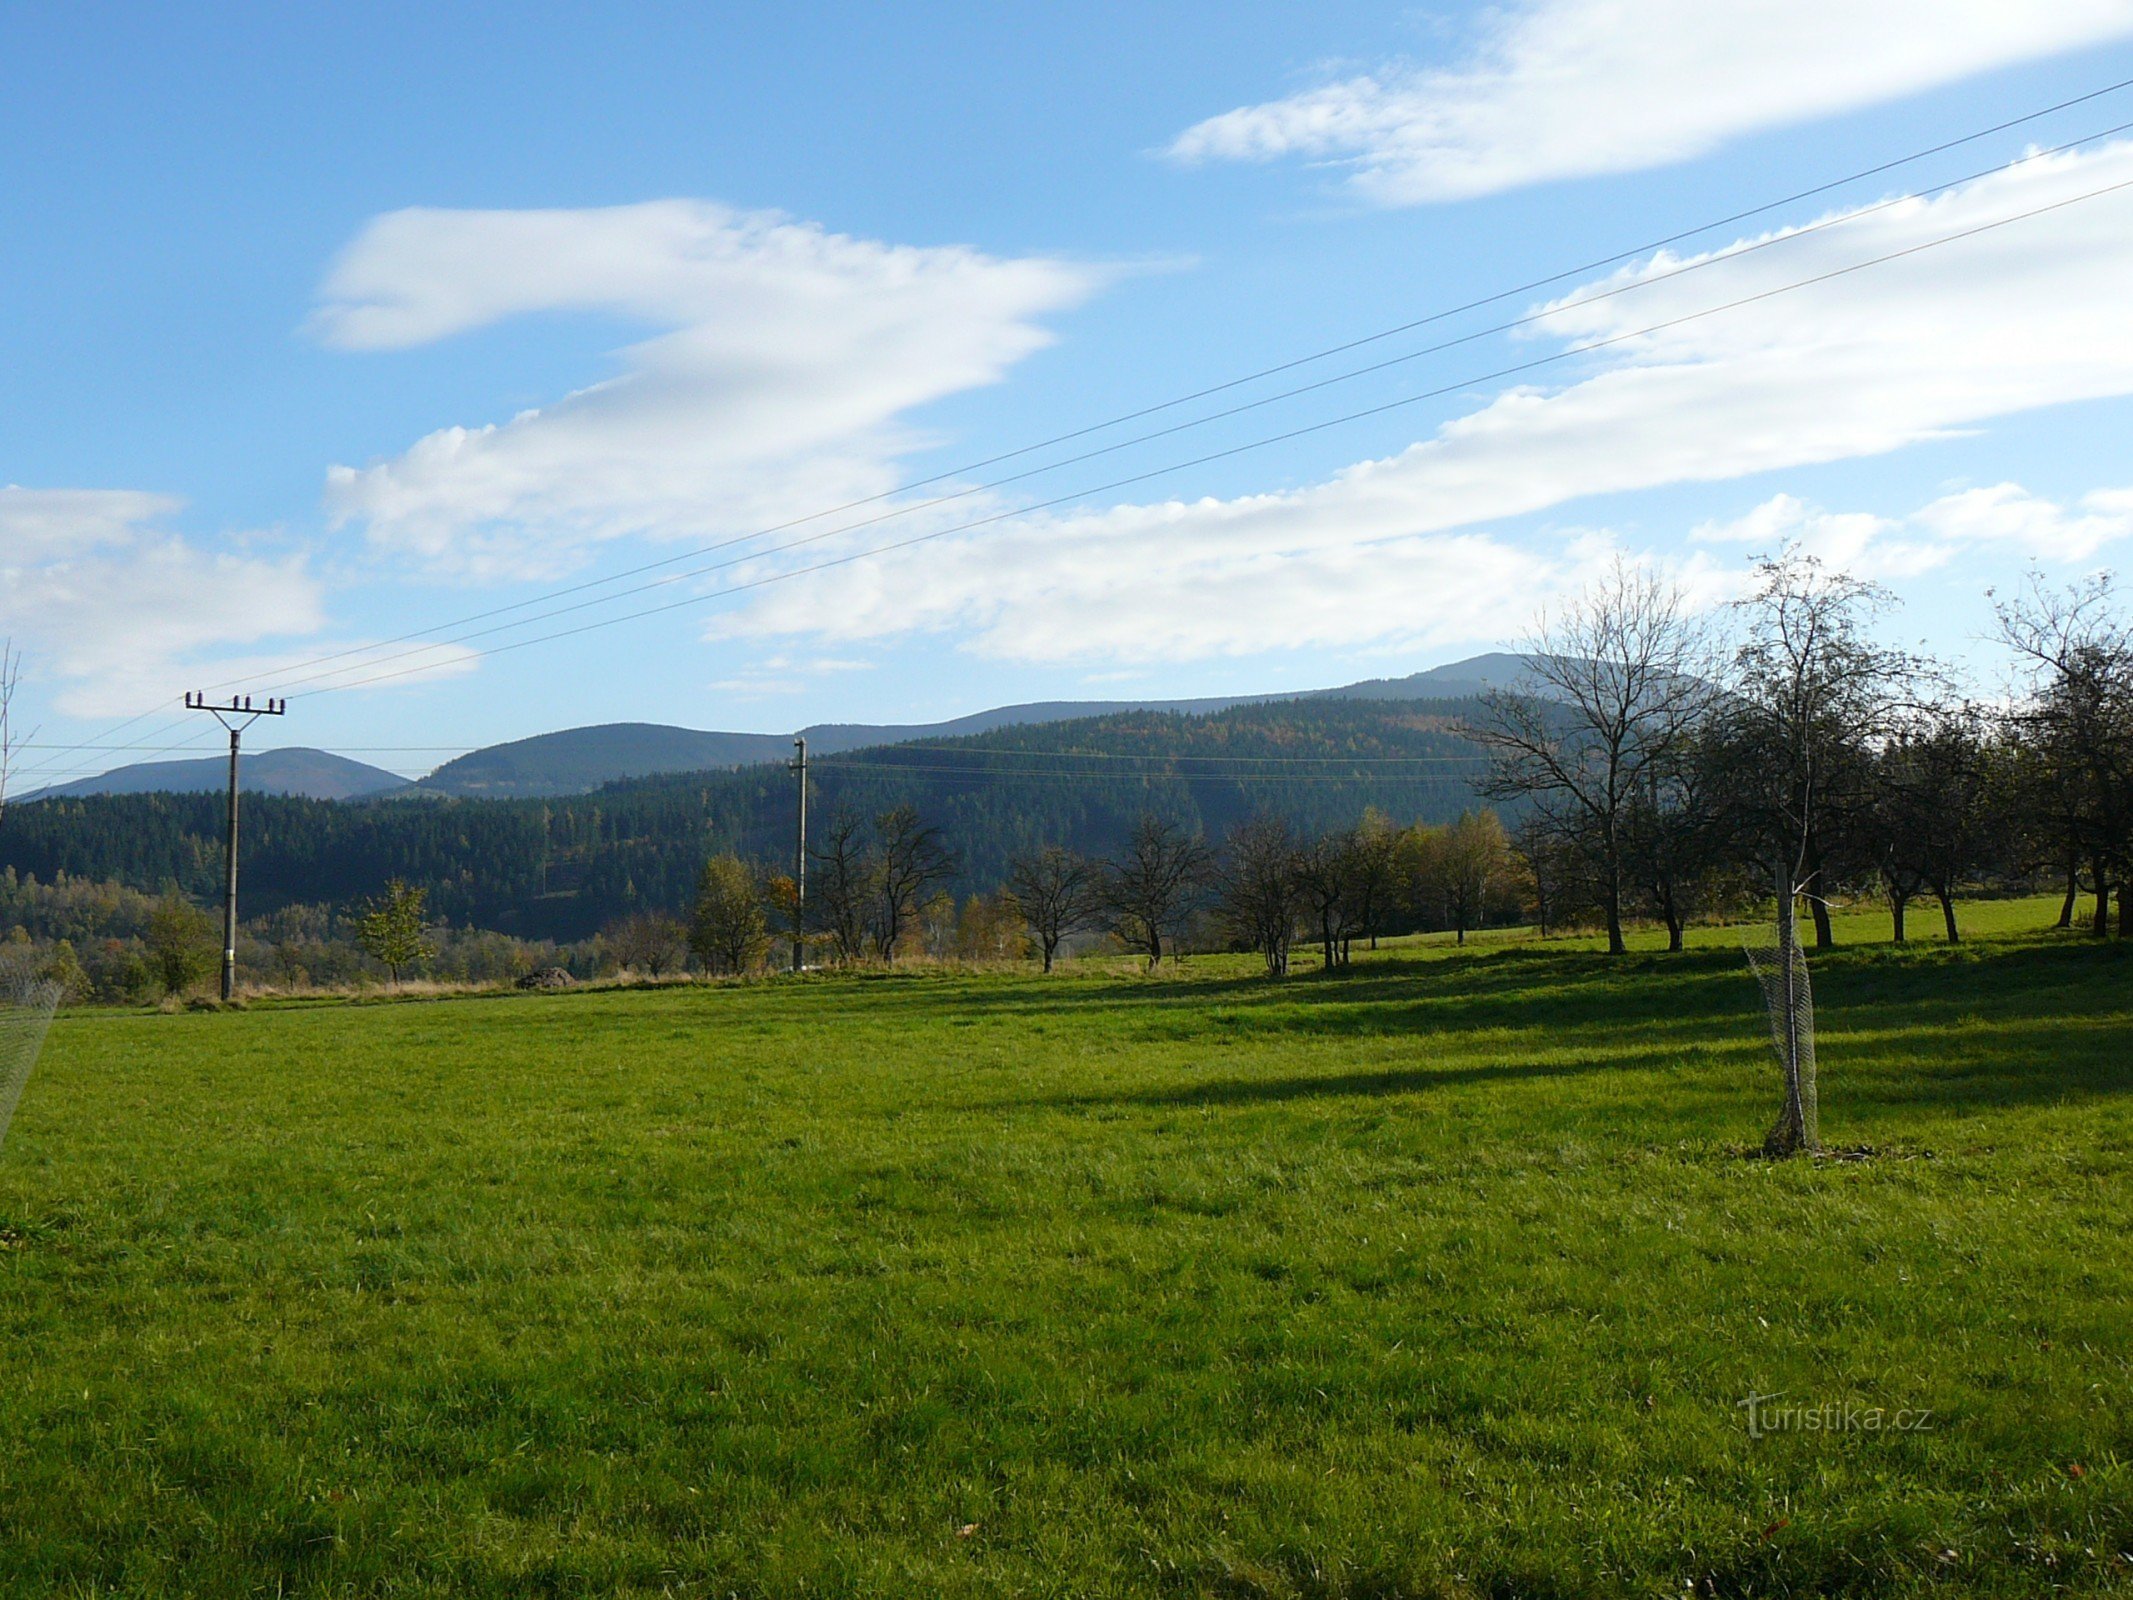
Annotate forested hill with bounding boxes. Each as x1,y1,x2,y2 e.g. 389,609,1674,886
0,697,1495,940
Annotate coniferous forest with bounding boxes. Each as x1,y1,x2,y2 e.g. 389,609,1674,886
0,698,1492,940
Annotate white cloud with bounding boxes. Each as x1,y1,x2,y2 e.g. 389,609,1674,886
706,653,875,696
1694,481,2133,582
1912,481,2133,559
0,487,325,717
0,486,184,557
711,141,2133,663
316,201,1107,581
1167,0,2133,204
0,487,478,723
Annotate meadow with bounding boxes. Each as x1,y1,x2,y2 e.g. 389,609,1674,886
0,898,2127,1596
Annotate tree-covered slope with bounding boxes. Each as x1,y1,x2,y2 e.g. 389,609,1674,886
0,697,1496,939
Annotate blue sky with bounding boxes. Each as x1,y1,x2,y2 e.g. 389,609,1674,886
10,2,2133,784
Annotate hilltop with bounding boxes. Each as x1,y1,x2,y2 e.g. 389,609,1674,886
29,654,1537,803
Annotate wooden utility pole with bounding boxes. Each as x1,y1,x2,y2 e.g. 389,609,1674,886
789,735,808,972
184,693,286,1000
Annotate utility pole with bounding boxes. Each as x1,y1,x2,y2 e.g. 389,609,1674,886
789,734,808,972
184,693,286,1001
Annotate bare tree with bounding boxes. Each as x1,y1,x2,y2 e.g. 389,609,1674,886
1468,560,1713,954
605,910,688,975
1216,814,1305,976
1005,845,1097,973
808,809,875,964
1708,552,1922,951
1100,814,1211,969
871,803,957,962
0,640,31,827
1874,707,1998,944
1294,827,1365,969
1996,574,2133,938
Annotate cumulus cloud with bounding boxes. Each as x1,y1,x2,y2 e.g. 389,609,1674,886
1693,481,2133,583
711,140,2133,663
1167,0,2133,204
316,201,1107,580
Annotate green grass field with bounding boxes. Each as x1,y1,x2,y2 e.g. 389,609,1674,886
2,898,2129,1597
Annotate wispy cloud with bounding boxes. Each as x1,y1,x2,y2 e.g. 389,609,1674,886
712,141,2133,663
1167,0,2133,205
315,201,1109,581
0,487,478,722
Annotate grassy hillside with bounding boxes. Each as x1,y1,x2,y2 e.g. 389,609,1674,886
0,899,2126,1595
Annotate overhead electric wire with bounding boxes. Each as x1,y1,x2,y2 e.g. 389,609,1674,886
291,170,2133,701
228,114,2133,706
19,75,2133,781
146,73,2133,691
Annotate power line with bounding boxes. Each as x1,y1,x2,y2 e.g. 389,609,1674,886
20,77,2131,781
153,75,2133,696
230,115,2133,706
295,170,2133,700
19,78,2133,786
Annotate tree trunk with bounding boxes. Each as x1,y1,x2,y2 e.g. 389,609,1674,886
2119,885,2131,941
1603,884,1626,955
2058,860,2078,929
1889,891,1907,944
2093,859,2111,937
1938,890,1959,945
1804,841,1835,949
1041,937,1056,974
1664,905,1684,953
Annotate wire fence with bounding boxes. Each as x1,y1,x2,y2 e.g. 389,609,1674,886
1744,925,1820,1155
0,964,62,1153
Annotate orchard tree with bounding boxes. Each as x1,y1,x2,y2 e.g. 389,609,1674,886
871,803,957,962
1996,574,2133,937
1874,708,1998,944
1005,845,1097,973
1101,814,1211,969
1470,560,1714,953
1707,552,1923,950
1216,814,1305,976
1420,810,1513,945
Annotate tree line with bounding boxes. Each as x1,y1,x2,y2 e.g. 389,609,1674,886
643,797,1524,980
1465,552,2133,953
0,699,1492,942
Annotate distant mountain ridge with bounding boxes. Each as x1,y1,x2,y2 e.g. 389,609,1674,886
30,653,1539,803
407,653,1541,799
23,747,405,804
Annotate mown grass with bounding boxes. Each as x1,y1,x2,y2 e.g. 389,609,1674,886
0,897,2127,1596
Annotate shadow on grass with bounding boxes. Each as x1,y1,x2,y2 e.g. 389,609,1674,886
965,937,2133,1120
1008,1048,1664,1113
